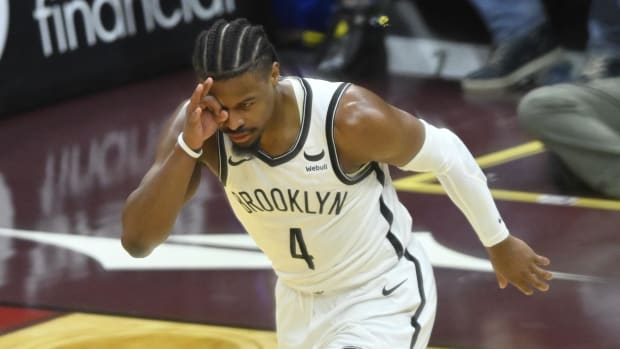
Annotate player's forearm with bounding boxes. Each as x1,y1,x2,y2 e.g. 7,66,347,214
121,145,199,257
433,161,509,247
400,120,509,247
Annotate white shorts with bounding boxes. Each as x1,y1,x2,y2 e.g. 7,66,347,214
275,238,437,349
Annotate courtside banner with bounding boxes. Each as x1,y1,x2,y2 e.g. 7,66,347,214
0,0,270,118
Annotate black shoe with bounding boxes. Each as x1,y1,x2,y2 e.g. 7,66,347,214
316,11,388,80
532,59,576,86
462,22,562,92
577,53,620,82
548,153,601,197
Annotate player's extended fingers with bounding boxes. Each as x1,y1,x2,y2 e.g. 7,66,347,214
188,105,203,126
215,108,229,124
201,95,223,118
513,280,534,296
202,77,214,94
189,83,204,111
526,272,550,292
201,94,220,110
535,255,551,266
531,264,554,281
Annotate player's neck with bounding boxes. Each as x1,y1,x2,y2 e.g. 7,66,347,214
259,79,301,157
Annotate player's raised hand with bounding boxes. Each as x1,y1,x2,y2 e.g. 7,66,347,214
486,235,553,295
183,77,229,149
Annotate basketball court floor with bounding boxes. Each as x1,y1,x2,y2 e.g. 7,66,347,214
0,58,619,348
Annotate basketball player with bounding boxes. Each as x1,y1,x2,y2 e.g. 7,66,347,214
121,18,553,349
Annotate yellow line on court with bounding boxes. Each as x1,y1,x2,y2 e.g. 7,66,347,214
474,140,545,167
397,141,545,184
394,141,620,211
0,313,452,349
395,182,620,211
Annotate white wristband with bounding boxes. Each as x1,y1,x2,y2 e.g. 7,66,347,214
177,132,203,159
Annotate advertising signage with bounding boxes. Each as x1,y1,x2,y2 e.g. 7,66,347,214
0,0,269,117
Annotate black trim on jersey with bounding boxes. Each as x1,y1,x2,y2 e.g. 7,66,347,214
404,249,427,349
216,130,228,186
386,232,404,259
374,164,405,259
374,162,385,184
379,197,394,225
326,82,376,185
254,77,313,166
375,163,426,347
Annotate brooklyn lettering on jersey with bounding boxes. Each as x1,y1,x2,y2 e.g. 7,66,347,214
231,188,348,215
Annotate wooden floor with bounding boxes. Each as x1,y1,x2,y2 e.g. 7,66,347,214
0,68,619,349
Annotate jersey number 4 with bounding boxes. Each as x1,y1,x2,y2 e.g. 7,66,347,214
290,228,315,270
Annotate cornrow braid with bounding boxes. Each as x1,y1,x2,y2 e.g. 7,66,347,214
192,18,277,81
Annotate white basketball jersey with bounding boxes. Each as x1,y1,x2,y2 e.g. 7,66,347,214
216,77,414,294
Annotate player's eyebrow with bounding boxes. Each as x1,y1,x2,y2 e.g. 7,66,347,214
235,96,256,106
206,95,256,109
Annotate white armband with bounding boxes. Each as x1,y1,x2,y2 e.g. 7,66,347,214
400,120,509,247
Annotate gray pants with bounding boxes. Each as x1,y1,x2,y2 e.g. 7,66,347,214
518,77,620,198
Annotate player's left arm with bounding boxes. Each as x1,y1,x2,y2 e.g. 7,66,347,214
334,84,552,295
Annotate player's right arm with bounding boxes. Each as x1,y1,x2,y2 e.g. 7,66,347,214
121,78,227,257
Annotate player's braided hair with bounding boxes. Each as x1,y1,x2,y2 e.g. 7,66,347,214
192,18,277,81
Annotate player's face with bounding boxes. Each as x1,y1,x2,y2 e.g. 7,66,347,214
209,67,277,152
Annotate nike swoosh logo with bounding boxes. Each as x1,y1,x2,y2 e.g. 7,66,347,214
303,150,325,162
228,156,252,166
382,278,407,296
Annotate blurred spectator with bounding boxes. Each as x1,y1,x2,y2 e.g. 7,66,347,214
518,77,620,198
270,0,333,47
463,0,620,92
315,0,390,80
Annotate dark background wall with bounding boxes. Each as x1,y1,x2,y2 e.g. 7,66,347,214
0,0,273,118
0,0,590,119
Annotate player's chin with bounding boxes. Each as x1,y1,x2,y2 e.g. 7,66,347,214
231,133,261,154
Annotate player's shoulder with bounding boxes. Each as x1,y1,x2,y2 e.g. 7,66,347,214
335,84,390,131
